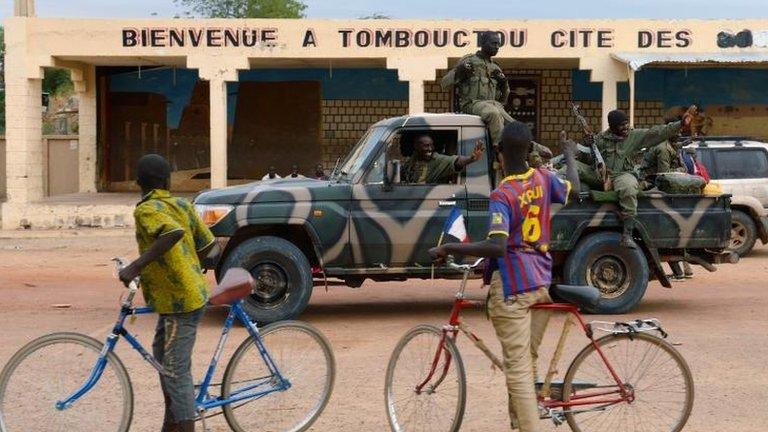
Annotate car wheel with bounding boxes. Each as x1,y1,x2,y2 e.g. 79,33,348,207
219,236,313,324
728,210,757,257
563,231,649,314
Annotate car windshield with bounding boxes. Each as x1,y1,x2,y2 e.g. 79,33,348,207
333,126,388,180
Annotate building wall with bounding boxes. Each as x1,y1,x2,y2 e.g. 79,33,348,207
320,100,408,168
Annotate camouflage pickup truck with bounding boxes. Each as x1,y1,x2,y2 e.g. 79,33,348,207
194,114,735,323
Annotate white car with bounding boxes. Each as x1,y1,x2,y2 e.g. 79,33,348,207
687,137,768,256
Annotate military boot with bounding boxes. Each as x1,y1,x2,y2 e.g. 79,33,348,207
620,217,638,249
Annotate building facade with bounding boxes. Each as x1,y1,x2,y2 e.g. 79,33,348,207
4,16,768,228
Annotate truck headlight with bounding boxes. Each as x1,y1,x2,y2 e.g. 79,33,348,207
195,204,234,227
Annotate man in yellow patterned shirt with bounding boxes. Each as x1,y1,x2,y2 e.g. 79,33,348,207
119,154,217,432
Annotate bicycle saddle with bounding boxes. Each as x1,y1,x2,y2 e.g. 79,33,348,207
550,285,601,309
209,268,254,306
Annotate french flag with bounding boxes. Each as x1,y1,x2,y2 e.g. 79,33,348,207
443,206,469,243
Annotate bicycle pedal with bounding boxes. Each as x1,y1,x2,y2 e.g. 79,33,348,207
549,410,566,426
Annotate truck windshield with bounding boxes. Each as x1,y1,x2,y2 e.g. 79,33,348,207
334,126,387,180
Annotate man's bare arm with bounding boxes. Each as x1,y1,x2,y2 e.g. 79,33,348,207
118,230,184,285
560,131,581,199
429,235,506,261
454,139,485,170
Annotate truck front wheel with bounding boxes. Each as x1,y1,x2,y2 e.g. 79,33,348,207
563,231,649,314
219,236,313,324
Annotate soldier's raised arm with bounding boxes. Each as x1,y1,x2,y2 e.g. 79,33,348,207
634,105,696,152
560,131,581,199
440,68,456,90
632,121,682,152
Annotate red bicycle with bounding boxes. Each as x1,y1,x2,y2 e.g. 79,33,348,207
384,258,693,432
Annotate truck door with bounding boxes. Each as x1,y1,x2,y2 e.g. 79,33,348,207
351,127,468,269
462,126,494,244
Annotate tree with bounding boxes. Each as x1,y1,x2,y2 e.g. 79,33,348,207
175,0,307,18
43,69,73,95
359,13,391,19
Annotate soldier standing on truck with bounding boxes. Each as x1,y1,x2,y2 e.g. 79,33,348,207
429,123,580,432
596,107,696,248
401,134,485,184
440,31,551,160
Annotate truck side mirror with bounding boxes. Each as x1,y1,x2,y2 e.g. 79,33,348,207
384,159,401,187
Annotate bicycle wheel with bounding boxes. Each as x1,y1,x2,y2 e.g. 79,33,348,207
0,332,133,432
384,324,466,432
563,332,694,432
221,320,335,432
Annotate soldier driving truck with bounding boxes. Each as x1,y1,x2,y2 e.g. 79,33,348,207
193,112,736,325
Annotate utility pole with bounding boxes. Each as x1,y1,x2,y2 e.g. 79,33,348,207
14,0,36,17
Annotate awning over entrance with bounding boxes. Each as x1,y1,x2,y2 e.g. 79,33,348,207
612,52,768,71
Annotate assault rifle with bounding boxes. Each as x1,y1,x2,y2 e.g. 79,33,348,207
569,102,610,190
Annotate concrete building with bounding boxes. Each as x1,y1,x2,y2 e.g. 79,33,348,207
3,8,768,228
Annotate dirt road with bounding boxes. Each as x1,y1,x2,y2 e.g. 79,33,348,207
0,232,766,431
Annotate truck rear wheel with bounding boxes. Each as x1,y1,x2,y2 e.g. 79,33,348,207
728,210,757,257
563,231,649,314
219,236,313,324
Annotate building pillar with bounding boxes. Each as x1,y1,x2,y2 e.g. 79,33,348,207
4,19,44,205
4,74,44,203
407,80,426,114
580,56,628,131
387,56,448,114
13,0,35,16
76,64,97,192
208,78,228,189
187,56,248,190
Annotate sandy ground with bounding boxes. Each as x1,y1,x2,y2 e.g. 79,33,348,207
0,232,766,432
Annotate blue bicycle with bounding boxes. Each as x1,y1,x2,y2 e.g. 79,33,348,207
0,260,335,432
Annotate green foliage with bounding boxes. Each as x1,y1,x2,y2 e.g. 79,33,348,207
359,13,391,19
175,0,307,18
43,68,74,96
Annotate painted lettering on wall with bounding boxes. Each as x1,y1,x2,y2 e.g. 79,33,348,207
121,27,279,47
119,27,701,50
637,30,692,48
337,29,528,48
550,29,614,48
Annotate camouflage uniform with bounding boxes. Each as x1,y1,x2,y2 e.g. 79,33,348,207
595,121,682,220
644,141,687,175
595,121,682,248
441,52,548,179
441,51,512,147
401,153,458,184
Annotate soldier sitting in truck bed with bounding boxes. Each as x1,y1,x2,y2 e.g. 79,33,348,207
643,119,689,177
401,134,485,184
593,108,696,248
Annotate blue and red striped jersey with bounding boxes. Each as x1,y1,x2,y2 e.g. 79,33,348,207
487,167,570,297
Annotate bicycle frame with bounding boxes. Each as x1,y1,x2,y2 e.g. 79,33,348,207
55,299,290,413
417,285,633,414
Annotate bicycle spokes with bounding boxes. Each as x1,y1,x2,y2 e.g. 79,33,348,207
563,334,693,432
385,326,466,432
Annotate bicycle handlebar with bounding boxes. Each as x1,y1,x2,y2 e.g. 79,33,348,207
444,256,484,273
112,258,140,305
